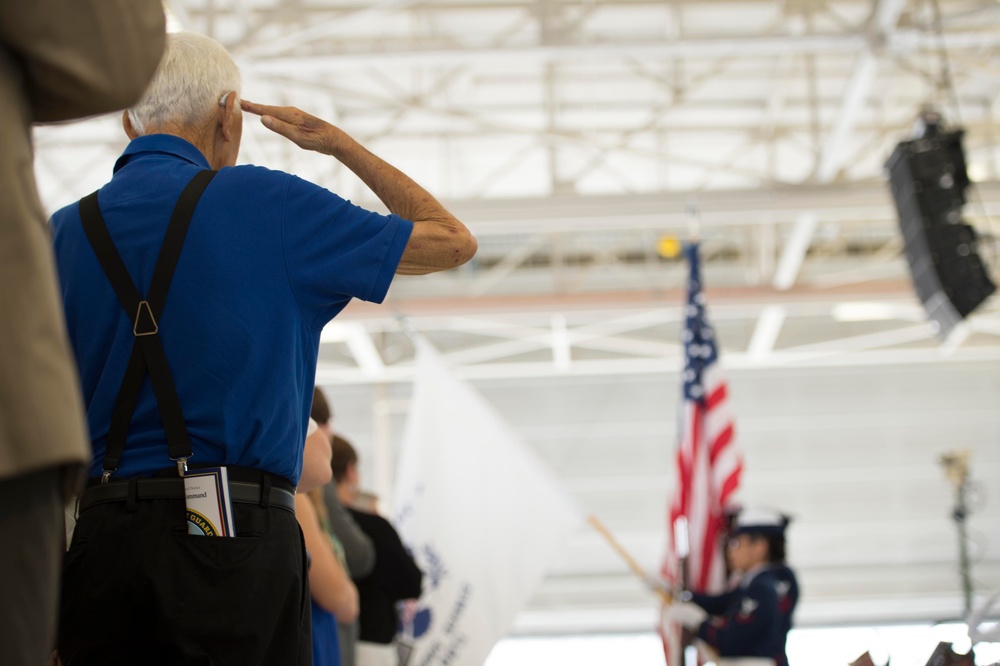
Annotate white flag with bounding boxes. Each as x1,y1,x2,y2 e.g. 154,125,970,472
393,336,584,666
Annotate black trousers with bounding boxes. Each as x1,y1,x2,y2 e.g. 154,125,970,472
58,490,311,666
0,466,64,666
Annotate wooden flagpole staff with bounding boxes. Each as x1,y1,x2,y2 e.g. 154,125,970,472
587,515,673,605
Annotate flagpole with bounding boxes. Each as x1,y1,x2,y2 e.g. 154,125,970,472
587,515,672,605
674,516,698,666
686,196,701,243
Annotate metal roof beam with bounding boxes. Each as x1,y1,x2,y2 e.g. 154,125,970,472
240,29,1000,73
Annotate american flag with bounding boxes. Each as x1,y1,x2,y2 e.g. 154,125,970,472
660,242,743,664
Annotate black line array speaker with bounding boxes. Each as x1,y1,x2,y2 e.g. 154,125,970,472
885,129,995,337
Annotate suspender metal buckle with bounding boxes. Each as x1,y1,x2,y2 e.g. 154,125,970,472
175,457,189,477
133,300,158,337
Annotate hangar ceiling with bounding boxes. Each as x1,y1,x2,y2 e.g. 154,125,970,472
33,0,1000,634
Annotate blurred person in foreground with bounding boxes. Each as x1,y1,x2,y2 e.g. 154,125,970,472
49,30,475,665
330,434,423,666
0,3,165,665
663,507,798,666
299,418,358,666
313,387,375,666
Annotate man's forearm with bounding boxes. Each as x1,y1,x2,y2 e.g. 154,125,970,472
325,130,452,227
324,130,475,274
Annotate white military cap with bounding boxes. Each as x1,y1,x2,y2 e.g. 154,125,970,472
732,506,790,536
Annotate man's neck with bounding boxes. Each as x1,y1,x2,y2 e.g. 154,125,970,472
146,125,217,168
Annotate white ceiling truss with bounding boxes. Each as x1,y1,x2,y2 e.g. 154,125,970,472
32,0,1000,636
316,296,1000,385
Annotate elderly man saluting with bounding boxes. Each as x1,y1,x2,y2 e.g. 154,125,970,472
50,31,475,666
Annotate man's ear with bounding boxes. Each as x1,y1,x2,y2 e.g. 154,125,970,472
219,92,238,142
123,111,139,140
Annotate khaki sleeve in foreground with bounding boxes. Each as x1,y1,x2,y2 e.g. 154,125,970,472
0,1,167,482
0,0,166,123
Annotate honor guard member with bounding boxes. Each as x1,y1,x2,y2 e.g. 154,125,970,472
665,507,793,666
50,31,475,666
722,505,799,665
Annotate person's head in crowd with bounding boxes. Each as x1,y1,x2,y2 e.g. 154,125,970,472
303,386,338,513
726,506,790,572
330,433,360,505
311,386,333,439
124,31,243,169
298,418,333,494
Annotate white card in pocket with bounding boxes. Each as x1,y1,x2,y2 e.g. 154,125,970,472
184,467,236,537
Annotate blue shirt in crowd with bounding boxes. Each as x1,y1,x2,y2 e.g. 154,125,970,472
51,135,412,485
311,599,341,666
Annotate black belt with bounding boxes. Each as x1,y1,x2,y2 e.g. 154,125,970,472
78,477,296,514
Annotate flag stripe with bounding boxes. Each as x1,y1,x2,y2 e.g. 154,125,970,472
708,423,734,465
719,465,743,504
697,508,718,590
706,383,727,410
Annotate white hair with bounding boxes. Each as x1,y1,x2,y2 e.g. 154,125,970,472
127,32,241,135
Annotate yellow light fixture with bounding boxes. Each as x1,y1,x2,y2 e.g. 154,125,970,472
656,236,682,259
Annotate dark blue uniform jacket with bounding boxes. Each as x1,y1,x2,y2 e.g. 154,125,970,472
691,566,783,663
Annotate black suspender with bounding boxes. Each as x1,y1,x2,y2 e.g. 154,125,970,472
78,170,217,483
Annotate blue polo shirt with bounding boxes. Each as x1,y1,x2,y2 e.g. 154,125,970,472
50,135,412,484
